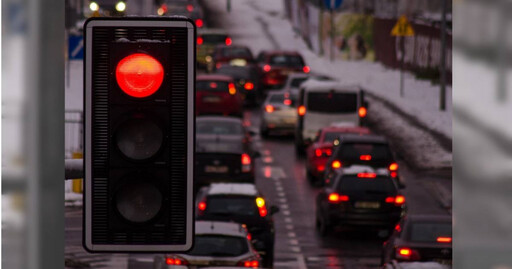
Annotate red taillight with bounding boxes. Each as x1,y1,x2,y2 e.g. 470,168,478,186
195,18,203,28
317,165,325,172
331,160,341,169
283,99,292,105
396,247,420,261
390,171,398,178
328,193,349,203
216,62,222,69
398,248,411,256
247,233,252,241
238,260,260,268
259,207,268,217
166,257,188,265
298,105,306,116
395,224,401,232
228,82,237,95
394,195,405,205
437,237,452,243
198,201,206,211
265,105,274,113
244,82,254,90
115,53,164,98
360,154,372,161
389,163,399,171
357,172,377,178
358,107,367,118
315,148,332,157
187,4,194,12
225,37,232,46
303,65,310,73
242,153,251,165
263,64,271,72
197,36,203,45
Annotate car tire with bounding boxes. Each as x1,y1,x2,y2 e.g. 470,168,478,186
316,214,331,237
306,170,316,185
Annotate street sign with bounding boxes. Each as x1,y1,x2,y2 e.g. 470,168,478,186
83,17,195,252
391,15,415,37
324,0,343,10
68,34,84,60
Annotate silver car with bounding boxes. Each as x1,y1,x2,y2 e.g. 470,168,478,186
259,91,297,137
153,221,261,268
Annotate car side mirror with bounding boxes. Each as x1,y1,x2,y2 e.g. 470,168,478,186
270,205,279,215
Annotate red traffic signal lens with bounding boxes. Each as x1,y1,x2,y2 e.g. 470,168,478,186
116,53,164,98
116,119,164,160
115,181,163,223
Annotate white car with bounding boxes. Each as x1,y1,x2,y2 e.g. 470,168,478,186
154,221,261,268
260,91,298,137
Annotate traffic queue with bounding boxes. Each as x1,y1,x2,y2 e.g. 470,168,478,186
152,7,451,267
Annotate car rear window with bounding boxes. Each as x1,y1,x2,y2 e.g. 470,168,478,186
323,132,343,143
201,34,228,44
337,143,393,161
409,222,452,243
206,196,258,216
337,177,396,194
221,47,252,59
269,55,304,67
197,120,243,135
307,92,358,113
290,77,308,88
216,66,253,80
197,80,230,92
186,235,249,257
268,93,297,106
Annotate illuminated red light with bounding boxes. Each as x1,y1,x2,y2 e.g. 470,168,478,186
263,64,271,72
395,224,401,232
358,107,367,118
265,105,274,113
115,53,164,98
298,105,306,116
317,165,325,172
166,258,186,265
225,37,232,46
187,4,194,12
259,207,267,217
315,149,322,157
331,160,341,169
360,155,372,161
209,82,217,88
283,99,292,105
228,83,237,95
216,62,222,69
328,193,349,203
394,195,405,205
357,172,377,178
251,261,259,267
385,197,395,203
389,163,399,171
246,233,252,241
303,65,310,73
198,202,206,211
241,153,251,165
244,82,254,90
399,248,411,256
197,36,203,45
437,237,452,243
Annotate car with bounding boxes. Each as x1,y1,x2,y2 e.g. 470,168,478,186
315,165,406,236
381,215,452,266
323,134,402,185
159,0,204,28
295,78,368,154
195,116,258,189
383,261,451,269
215,65,261,105
256,50,309,90
209,45,255,72
197,29,232,70
196,74,244,117
195,183,279,268
153,221,261,268
306,125,371,185
259,91,298,137
281,73,332,93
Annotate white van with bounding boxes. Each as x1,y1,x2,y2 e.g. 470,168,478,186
294,79,368,153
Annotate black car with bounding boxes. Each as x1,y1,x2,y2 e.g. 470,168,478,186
209,45,255,72
195,183,279,268
195,116,258,189
324,134,401,185
215,65,261,105
381,215,452,266
315,166,405,236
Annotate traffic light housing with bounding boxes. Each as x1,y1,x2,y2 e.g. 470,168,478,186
84,17,195,252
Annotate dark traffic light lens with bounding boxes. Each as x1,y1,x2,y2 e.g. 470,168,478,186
116,182,163,223
116,119,164,160
116,53,164,98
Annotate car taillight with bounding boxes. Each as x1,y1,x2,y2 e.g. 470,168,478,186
396,247,421,261
244,82,254,90
331,160,341,169
225,37,232,46
265,105,274,113
216,62,222,69
237,260,260,268
263,64,271,72
360,154,372,161
187,4,194,12
357,172,377,178
303,66,310,73
247,233,252,241
437,236,452,243
386,195,405,206
198,201,206,211
242,153,251,172
166,257,188,265
317,165,325,172
315,148,332,157
283,99,292,105
358,106,367,118
197,36,203,45
389,163,398,171
328,193,349,203
228,82,237,95
195,18,203,28
298,105,306,116
258,207,268,217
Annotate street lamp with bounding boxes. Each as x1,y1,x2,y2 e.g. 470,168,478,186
89,1,99,12
115,1,126,12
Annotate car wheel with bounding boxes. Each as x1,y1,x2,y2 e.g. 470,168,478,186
306,170,316,185
316,213,331,237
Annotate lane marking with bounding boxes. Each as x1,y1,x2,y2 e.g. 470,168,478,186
285,224,294,230
279,198,287,203
288,232,296,238
280,204,289,209
283,210,290,216
284,217,292,223
297,254,307,269
289,239,299,245
276,186,283,192
291,246,301,252
277,192,285,197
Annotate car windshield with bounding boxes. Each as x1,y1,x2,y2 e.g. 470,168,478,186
186,235,249,257
268,93,297,106
307,92,358,113
201,34,228,44
337,143,393,161
197,80,230,92
196,120,243,135
269,55,304,67
337,177,396,194
290,77,308,88
206,196,259,216
221,47,252,58
409,222,452,243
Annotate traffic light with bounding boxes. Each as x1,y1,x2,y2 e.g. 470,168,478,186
83,17,195,252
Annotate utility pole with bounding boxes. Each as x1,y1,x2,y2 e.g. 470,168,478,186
439,0,447,110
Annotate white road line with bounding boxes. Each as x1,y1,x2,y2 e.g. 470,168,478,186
284,217,292,223
280,204,289,209
285,224,294,230
279,198,287,203
297,254,307,269
307,256,322,261
283,210,290,216
287,232,296,238
289,239,299,245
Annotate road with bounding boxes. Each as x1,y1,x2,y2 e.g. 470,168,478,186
65,104,451,269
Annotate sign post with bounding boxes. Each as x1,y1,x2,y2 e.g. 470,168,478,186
391,15,414,97
324,0,343,62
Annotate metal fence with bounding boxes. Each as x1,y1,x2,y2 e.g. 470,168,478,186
65,110,83,158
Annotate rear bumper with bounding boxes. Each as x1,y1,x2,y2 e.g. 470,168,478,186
327,211,402,228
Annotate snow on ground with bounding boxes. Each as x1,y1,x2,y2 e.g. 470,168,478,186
203,0,452,139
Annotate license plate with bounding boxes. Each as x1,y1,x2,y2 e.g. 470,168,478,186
203,96,221,103
354,201,380,209
283,118,295,124
205,165,228,173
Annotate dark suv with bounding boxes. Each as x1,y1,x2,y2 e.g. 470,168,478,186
315,166,406,236
195,183,279,268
